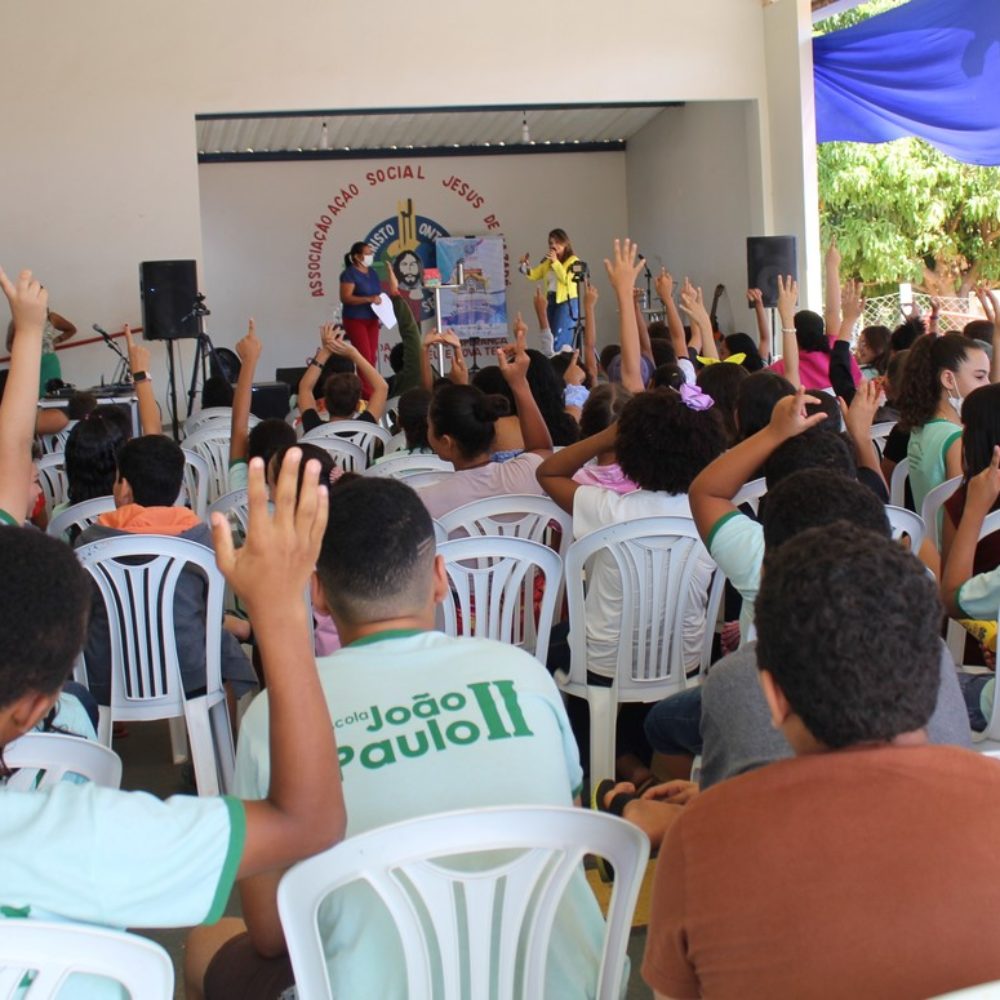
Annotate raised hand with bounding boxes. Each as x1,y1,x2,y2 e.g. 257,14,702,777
584,277,599,309
776,274,798,327
768,385,827,441
746,288,764,308
123,323,150,373
497,341,530,386
841,279,865,325
602,238,643,296
655,268,674,304
385,259,399,297
0,268,47,335
512,310,528,352
211,448,328,616
845,378,881,435
323,325,357,359
236,317,262,366
968,445,1000,514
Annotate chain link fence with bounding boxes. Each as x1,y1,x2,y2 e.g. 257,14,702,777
862,291,983,334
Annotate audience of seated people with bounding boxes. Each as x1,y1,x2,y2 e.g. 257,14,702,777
4,225,1000,1000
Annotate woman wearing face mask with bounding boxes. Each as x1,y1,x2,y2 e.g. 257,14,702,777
896,332,991,514
339,241,383,397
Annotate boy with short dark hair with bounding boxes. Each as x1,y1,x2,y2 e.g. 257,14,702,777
75,434,256,703
643,525,1000,999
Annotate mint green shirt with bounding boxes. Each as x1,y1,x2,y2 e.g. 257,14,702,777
907,419,962,517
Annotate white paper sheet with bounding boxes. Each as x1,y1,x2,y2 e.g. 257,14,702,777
371,294,397,330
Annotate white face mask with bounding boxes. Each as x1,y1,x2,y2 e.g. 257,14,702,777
948,392,964,417
362,254,374,267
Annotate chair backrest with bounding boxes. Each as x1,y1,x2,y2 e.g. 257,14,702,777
969,509,1000,743
380,395,400,431
73,535,225,723
869,420,895,457
36,452,68,515
277,806,648,1000
180,427,231,503
364,453,455,481
302,419,392,465
37,421,75,456
890,456,910,508
385,430,408,455
436,535,564,663
403,470,455,490
207,488,251,537
0,920,173,999
921,474,963,549
3,732,123,790
436,494,574,559
184,406,251,438
300,435,369,473
180,448,211,516
46,496,116,540
732,475,767,515
564,516,724,700
884,505,926,554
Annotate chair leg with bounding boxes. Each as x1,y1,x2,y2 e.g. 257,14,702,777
209,699,236,795
184,701,221,797
97,706,112,747
587,687,616,785
168,716,189,765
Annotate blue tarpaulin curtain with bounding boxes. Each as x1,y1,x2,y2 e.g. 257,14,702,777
813,0,1000,165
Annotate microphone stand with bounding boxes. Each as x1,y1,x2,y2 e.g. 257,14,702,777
92,324,131,386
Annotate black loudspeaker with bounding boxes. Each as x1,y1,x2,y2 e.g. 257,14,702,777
139,260,199,340
250,381,291,421
746,237,797,309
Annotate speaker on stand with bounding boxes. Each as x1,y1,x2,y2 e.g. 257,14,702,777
746,237,797,358
140,260,200,439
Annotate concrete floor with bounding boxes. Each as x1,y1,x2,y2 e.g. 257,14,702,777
117,719,654,999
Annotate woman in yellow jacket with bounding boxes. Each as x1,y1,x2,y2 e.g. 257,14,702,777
519,228,579,351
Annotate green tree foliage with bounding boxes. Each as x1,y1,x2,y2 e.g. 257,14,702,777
815,1,1000,294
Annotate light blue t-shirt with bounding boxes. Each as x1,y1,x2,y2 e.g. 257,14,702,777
235,630,609,1000
0,784,244,998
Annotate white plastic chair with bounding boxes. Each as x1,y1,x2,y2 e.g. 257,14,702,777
181,427,232,504
184,406,259,438
46,496,116,539
380,394,400,431
38,421,75,456
869,420,895,458
385,430,408,455
890,456,910,508
277,806,648,1000
0,920,173,999
884,505,926,554
437,536,563,663
302,419,392,465
364,453,455,481
180,448,211,516
73,535,235,795
404,469,455,490
732,475,767,515
3,732,123,790
921,474,962,550
436,494,574,558
301,436,368,473
932,982,1000,999
432,519,448,546
562,516,725,782
36,452,68,515
207,488,250,537
961,509,1000,751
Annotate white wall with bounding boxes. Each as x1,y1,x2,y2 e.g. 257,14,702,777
198,151,628,379
625,102,759,336
0,0,818,409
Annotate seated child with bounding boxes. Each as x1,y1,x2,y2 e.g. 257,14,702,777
75,435,257,704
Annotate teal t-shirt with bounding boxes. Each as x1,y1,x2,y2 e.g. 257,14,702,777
907,419,962,517
235,631,609,1000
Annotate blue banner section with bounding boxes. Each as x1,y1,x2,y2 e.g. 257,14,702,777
814,0,1000,165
